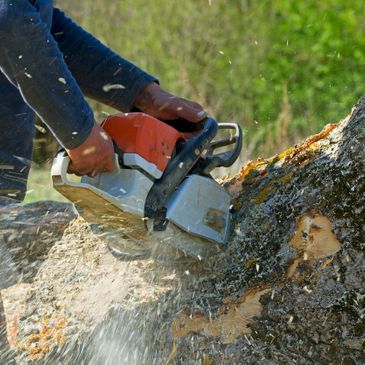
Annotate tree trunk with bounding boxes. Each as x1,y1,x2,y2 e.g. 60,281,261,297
2,98,365,364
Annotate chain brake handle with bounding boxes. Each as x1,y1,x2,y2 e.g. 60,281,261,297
192,123,242,175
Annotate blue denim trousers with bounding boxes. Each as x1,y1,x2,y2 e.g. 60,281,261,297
0,0,155,200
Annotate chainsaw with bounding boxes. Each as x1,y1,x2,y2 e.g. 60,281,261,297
51,113,242,260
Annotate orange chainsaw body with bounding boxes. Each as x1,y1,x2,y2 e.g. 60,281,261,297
101,113,186,174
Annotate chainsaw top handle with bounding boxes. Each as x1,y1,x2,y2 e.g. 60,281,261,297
144,117,219,218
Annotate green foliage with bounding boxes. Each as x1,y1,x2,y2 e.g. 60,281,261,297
53,0,365,157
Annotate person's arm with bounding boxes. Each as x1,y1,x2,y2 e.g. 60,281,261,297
0,1,94,150
0,1,114,176
51,8,157,113
51,8,207,123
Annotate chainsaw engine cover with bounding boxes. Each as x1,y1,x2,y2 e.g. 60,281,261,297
102,112,186,178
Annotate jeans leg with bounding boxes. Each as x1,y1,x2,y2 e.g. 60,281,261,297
0,72,35,201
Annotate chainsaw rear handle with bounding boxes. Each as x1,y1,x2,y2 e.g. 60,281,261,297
144,117,219,218
51,150,70,186
51,142,122,184
193,123,243,175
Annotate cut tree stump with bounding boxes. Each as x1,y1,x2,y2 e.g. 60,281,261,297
2,98,365,364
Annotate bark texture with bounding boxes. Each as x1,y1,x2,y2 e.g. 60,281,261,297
1,98,365,364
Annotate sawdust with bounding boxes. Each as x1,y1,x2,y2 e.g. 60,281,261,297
287,211,341,278
71,254,165,324
172,287,270,344
12,219,175,362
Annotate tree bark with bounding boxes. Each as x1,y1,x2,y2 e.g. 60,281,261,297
1,98,365,364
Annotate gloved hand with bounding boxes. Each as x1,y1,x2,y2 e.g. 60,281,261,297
133,82,207,123
67,122,115,177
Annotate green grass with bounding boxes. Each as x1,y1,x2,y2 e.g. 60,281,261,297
24,167,67,203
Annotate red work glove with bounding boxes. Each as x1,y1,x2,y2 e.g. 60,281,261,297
133,82,207,124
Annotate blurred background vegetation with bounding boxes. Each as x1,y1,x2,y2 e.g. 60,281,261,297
29,0,365,200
